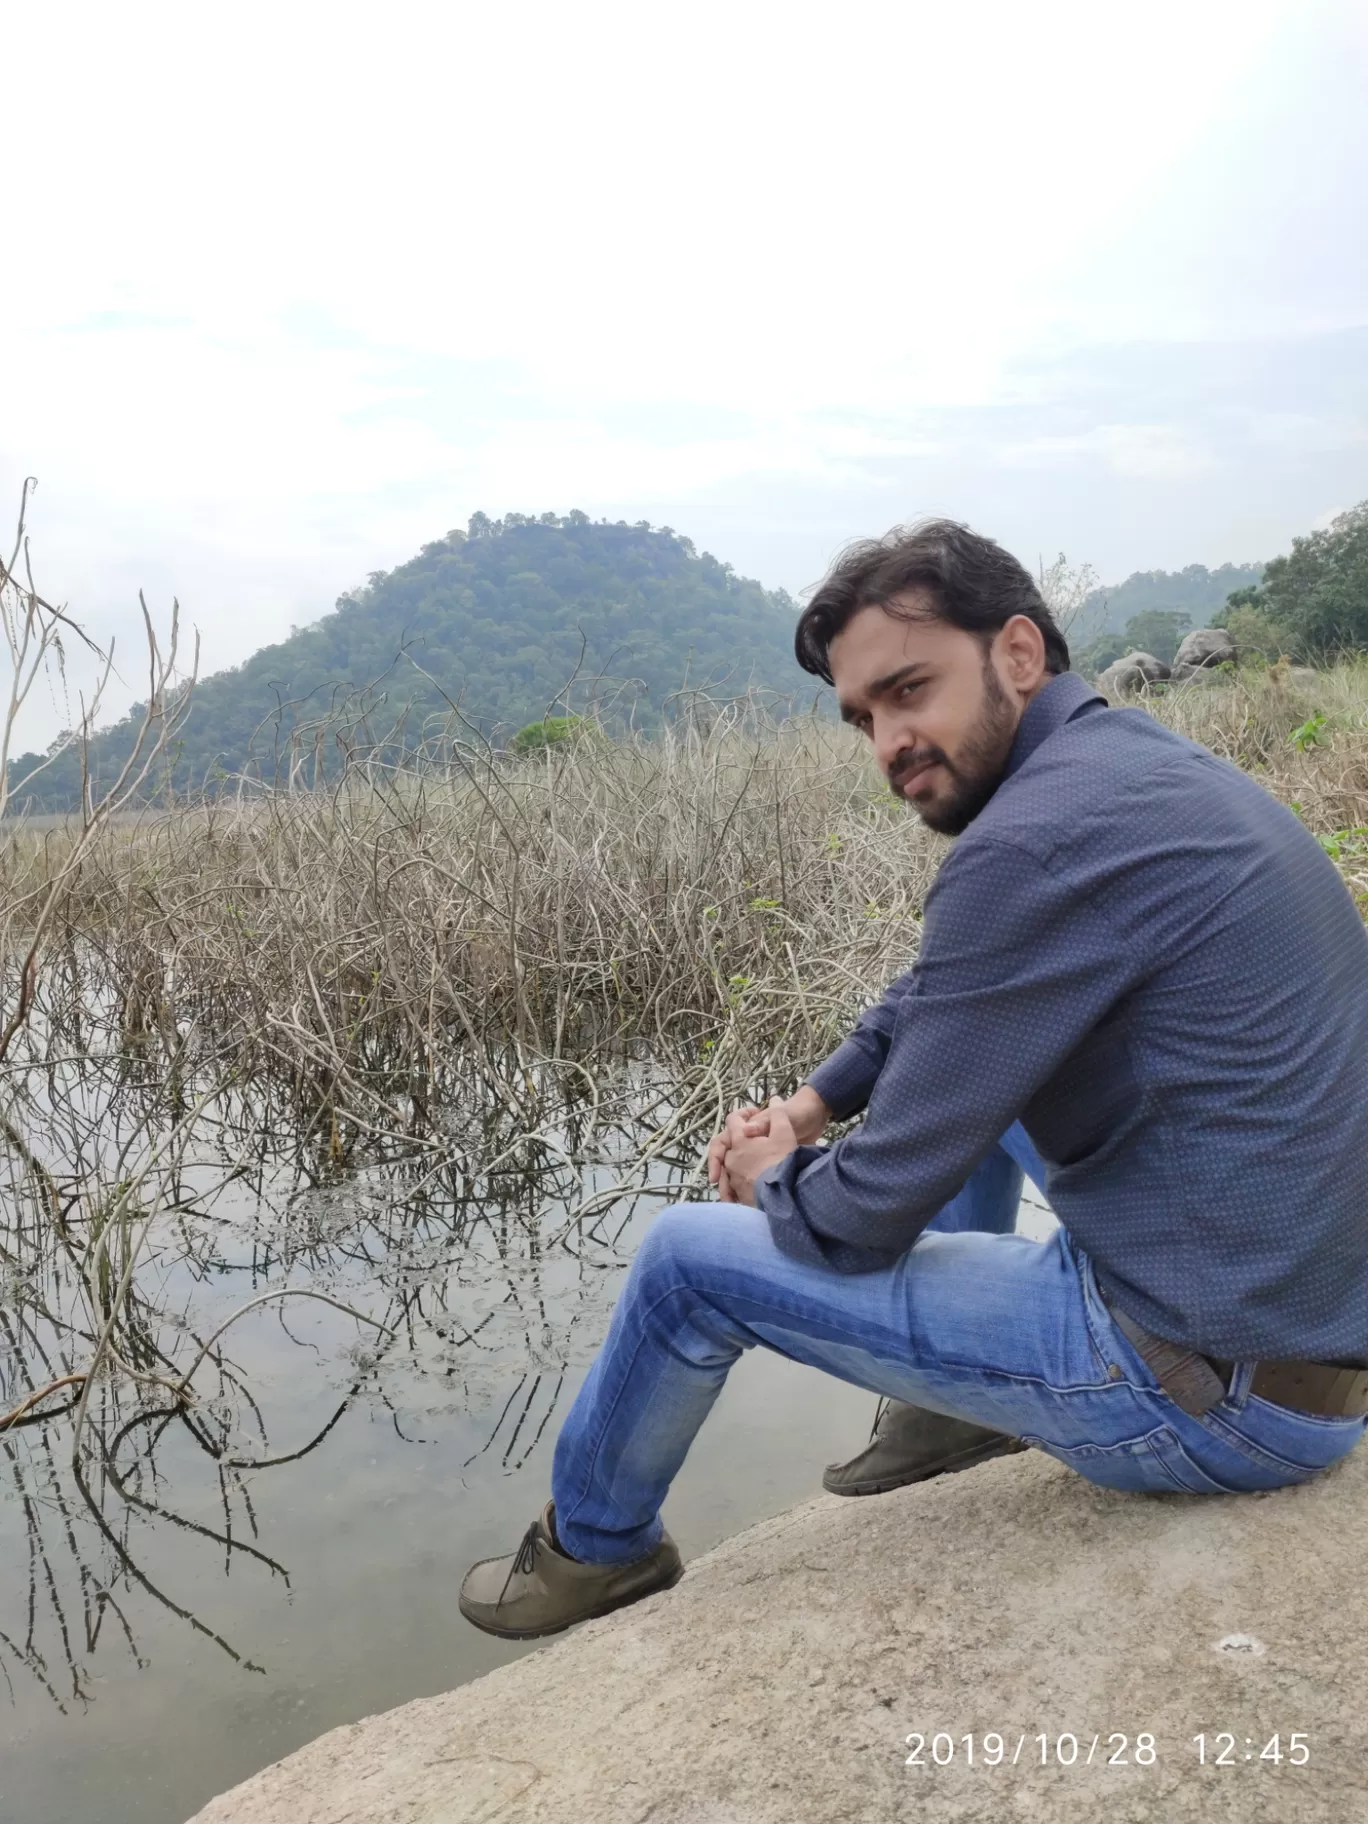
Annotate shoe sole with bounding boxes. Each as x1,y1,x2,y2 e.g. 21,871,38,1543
823,1435,1024,1498
459,1563,685,1640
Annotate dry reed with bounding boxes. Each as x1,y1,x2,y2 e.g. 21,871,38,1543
2,561,1367,1696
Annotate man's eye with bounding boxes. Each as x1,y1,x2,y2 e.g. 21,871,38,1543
898,680,923,700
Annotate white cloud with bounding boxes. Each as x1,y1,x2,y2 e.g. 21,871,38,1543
994,423,1218,480
1,0,1363,745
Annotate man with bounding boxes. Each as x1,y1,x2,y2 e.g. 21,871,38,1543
459,518,1368,1640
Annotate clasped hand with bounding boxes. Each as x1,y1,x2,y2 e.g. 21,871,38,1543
705,1086,830,1206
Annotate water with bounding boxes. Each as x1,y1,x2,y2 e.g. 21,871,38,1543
0,1094,1054,1824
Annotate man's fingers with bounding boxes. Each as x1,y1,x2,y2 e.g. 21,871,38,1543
709,1104,770,1186
766,1094,798,1149
707,1132,737,1183
724,1109,753,1147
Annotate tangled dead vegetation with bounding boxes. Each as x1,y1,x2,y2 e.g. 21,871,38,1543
1,503,1365,1698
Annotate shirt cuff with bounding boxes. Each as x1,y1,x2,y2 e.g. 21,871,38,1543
755,1145,900,1275
806,1042,878,1122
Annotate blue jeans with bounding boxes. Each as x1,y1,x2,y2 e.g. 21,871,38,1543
551,1124,1366,1563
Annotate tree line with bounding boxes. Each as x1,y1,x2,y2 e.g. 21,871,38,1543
7,501,1366,811
1072,501,1367,676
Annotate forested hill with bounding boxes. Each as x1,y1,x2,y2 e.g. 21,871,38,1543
1071,562,1264,647
11,513,809,807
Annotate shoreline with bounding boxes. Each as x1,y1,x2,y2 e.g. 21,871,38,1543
186,1442,1368,1824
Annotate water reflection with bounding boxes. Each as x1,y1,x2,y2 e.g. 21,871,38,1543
1,1007,1052,1824
1,1053,702,1724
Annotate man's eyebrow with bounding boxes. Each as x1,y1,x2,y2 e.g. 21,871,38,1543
839,662,930,722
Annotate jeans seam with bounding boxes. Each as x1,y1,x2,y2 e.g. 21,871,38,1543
1151,1449,1202,1495
1017,1429,1155,1458
665,1274,1121,1399
562,1268,1143,1550
1150,1424,1249,1494
1070,1240,1133,1382
556,1274,745,1551
555,1302,666,1546
1194,1404,1348,1477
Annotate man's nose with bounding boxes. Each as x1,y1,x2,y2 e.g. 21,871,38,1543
872,713,908,778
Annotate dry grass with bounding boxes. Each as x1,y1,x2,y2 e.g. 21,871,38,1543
2,654,1366,1698
5,707,946,1128
1141,656,1368,836
2,665,1366,1440
0,704,941,1473
5,662,1367,1153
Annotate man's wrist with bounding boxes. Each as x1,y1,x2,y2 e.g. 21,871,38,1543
787,1085,831,1144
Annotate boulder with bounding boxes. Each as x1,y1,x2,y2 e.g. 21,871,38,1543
1172,628,1237,676
1096,650,1169,695
188,1444,1368,1824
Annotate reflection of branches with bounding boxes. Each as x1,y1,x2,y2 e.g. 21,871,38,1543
224,1393,354,1473
71,1454,267,1676
100,1408,290,1582
224,1292,411,1471
459,1364,568,1475
0,1373,85,1431
1,1057,706,1713
0,499,891,1720
171,1287,395,1401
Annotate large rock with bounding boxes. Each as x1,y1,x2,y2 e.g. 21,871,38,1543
1096,650,1169,695
1171,628,1237,681
188,1444,1368,1824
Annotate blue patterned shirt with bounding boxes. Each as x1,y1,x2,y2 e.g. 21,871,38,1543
757,671,1368,1360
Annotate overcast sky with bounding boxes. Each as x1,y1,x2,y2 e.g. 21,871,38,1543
3,0,1366,740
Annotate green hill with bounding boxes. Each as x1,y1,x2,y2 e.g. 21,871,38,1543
1070,562,1264,648
10,512,809,808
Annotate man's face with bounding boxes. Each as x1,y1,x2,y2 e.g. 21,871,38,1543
828,595,1035,835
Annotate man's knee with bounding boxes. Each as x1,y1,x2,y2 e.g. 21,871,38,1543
631,1198,763,1290
633,1199,719,1276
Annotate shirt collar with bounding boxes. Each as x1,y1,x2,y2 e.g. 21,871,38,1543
1003,671,1107,779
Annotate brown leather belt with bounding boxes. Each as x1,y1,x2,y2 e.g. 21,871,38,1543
1105,1302,1368,1420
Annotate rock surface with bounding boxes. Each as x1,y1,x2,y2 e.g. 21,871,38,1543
1170,628,1238,682
188,1444,1368,1823
1097,650,1169,694
1172,628,1237,675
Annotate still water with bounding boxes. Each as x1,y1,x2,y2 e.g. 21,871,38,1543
1,1123,1053,1824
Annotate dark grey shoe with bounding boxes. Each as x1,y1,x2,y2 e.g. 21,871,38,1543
823,1399,1023,1497
459,1503,683,1639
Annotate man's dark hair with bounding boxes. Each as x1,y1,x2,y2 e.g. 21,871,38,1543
794,518,1070,683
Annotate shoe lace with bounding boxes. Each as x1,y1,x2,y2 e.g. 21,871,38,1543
868,1395,890,1443
497,1519,541,1607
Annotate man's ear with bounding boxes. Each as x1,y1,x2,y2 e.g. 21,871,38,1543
998,614,1048,696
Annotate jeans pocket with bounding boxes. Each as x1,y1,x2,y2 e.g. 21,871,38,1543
1020,1427,1192,1494
1142,1425,1251,1494
1201,1397,1367,1482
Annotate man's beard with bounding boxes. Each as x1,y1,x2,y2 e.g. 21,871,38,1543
888,660,1018,836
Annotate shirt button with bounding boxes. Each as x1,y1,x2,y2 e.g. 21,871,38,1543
1108,1363,1124,1380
